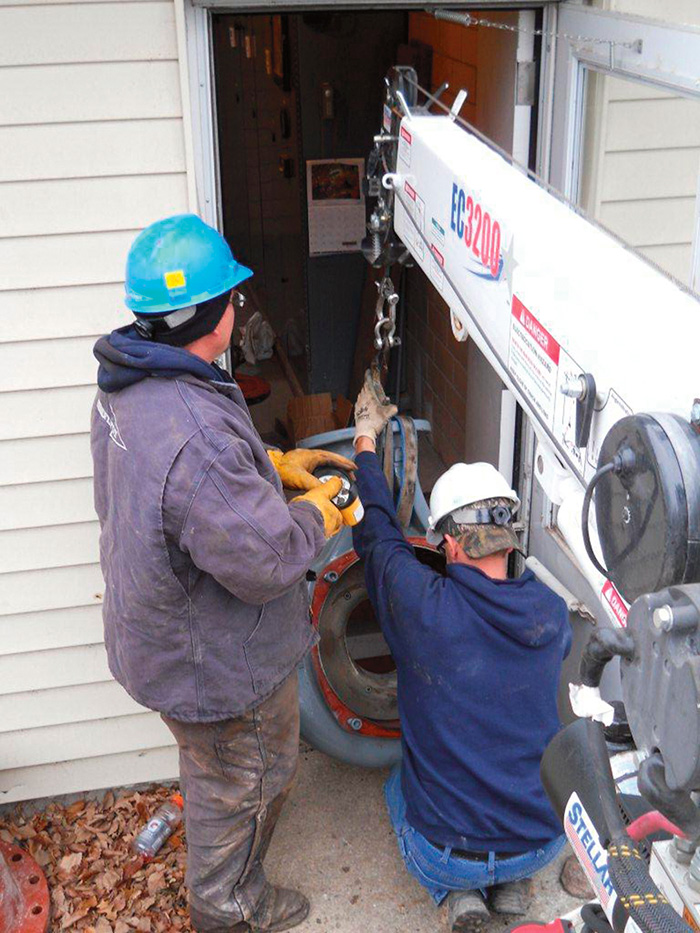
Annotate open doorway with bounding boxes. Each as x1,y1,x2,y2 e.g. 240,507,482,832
212,8,539,463
211,7,541,760
213,11,406,404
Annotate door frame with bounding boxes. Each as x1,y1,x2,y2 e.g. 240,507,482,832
549,5,700,197
183,2,220,229
182,0,557,236
526,1,700,622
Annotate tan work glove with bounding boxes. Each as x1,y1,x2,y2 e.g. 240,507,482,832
354,364,398,446
292,476,344,537
267,448,356,491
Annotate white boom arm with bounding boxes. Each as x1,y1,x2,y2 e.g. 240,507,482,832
386,112,700,625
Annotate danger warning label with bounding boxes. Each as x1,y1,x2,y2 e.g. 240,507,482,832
508,296,560,426
601,580,628,628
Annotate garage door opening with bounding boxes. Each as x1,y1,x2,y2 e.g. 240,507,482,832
211,8,539,763
212,8,538,433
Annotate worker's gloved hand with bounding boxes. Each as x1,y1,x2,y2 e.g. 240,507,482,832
292,477,344,537
267,448,356,491
354,364,397,446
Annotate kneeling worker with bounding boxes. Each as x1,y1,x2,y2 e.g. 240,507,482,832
351,372,571,932
91,214,355,933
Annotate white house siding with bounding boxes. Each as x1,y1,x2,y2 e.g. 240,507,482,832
589,0,700,28
0,0,194,802
580,74,700,286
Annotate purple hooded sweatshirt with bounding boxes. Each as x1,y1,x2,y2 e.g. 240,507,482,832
91,326,324,722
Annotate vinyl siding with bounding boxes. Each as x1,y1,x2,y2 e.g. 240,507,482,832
580,74,700,285
0,0,190,803
598,0,700,28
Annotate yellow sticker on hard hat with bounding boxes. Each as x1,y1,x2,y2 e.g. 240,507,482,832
164,269,186,290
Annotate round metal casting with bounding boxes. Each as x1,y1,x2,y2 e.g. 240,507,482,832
311,540,445,735
596,413,700,602
317,557,399,721
0,841,50,933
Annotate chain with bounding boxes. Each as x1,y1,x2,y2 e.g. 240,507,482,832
432,9,642,51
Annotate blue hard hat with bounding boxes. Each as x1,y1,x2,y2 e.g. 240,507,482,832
124,214,253,315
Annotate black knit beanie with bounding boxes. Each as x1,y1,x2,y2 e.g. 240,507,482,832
134,291,231,347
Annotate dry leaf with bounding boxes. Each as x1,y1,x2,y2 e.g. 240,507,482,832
95,869,121,892
146,871,167,897
0,785,186,933
31,846,51,867
58,851,83,875
66,800,87,822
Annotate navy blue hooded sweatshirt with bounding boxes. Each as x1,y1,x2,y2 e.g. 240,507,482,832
353,451,571,853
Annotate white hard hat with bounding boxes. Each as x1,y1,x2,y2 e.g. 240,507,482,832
426,462,520,546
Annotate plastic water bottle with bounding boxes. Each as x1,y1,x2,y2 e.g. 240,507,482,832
131,794,184,859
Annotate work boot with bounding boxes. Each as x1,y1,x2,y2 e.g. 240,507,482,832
447,889,490,933
489,877,534,915
190,887,309,933
249,886,310,933
189,906,248,933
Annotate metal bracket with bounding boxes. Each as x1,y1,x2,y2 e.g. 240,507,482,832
450,89,468,120
516,61,536,107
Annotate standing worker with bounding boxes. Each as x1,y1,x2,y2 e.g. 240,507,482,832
351,369,571,933
91,214,355,933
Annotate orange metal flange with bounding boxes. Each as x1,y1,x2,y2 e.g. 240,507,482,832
0,841,50,933
310,537,437,739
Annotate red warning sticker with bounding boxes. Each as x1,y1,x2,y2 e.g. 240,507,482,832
508,297,561,425
430,244,444,267
512,297,560,364
602,580,628,628
398,124,412,167
404,181,417,201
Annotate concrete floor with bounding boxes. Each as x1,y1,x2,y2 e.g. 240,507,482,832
265,747,583,933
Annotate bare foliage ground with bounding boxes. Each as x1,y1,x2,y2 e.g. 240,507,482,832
0,786,188,933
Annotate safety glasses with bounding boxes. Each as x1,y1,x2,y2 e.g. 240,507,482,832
229,289,246,309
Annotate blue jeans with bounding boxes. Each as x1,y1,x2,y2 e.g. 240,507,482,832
384,764,566,906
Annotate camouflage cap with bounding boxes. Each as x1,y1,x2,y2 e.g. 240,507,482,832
442,496,523,559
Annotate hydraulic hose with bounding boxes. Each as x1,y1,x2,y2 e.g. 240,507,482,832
581,903,614,933
598,732,695,933
581,447,637,579
607,835,691,933
582,461,616,577
580,627,635,688
593,727,694,933
544,719,693,933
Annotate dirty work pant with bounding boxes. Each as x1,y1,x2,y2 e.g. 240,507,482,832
162,674,299,929
385,763,566,906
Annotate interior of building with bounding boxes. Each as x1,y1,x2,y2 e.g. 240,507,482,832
212,9,538,470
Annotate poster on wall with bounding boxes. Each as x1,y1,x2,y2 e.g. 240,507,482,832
306,159,366,255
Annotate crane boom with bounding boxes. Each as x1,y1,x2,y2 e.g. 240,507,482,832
366,80,700,628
